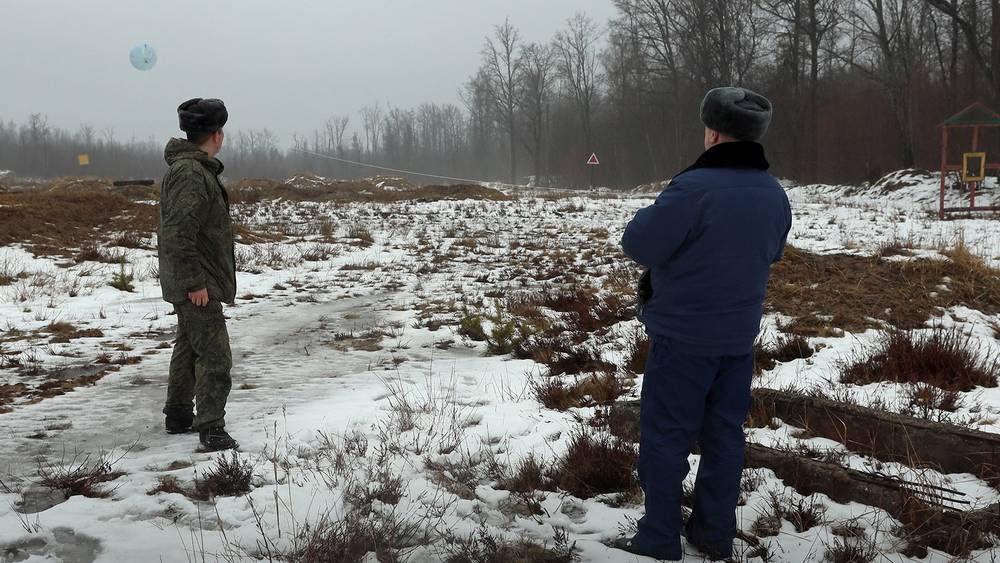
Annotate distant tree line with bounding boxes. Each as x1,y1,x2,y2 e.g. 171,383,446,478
3,0,1000,187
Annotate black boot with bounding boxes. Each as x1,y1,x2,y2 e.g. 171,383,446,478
198,427,239,452
164,412,194,434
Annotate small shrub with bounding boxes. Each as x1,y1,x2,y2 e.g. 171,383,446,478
553,430,638,499
487,317,532,356
459,311,488,342
109,259,135,292
195,451,253,498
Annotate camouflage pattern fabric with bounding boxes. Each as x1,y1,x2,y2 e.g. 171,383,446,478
163,300,232,430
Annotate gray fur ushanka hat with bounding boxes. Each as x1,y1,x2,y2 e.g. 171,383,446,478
178,98,228,134
700,87,772,141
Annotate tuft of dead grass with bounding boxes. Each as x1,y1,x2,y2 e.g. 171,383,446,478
292,512,409,563
755,333,814,374
531,372,631,411
824,536,878,563
444,524,578,563
553,430,639,500
624,327,649,375
839,328,998,391
195,451,254,499
897,495,998,558
36,448,130,499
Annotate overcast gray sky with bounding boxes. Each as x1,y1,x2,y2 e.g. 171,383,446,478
1,0,618,147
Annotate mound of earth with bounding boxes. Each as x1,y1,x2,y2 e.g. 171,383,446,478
229,174,508,203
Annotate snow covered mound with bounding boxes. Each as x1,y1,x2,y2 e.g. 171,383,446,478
630,180,667,194
792,168,1000,209
871,168,939,194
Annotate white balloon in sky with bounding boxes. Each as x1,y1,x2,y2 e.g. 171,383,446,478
129,43,157,71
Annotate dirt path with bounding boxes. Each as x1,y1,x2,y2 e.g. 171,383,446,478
0,292,389,483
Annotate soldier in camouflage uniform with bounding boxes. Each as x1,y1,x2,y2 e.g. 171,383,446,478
159,98,239,452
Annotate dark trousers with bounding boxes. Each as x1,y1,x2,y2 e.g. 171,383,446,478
163,301,233,430
633,335,753,560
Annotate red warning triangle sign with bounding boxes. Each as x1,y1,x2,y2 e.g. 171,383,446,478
586,152,600,165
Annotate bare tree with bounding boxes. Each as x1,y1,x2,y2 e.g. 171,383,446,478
483,18,523,184
604,16,649,185
360,103,383,159
926,0,1000,106
847,0,931,167
462,68,497,177
518,42,556,183
761,0,841,180
555,13,603,166
612,0,692,173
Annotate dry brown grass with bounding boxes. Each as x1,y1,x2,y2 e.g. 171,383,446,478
553,430,639,500
839,329,998,391
897,495,999,558
531,372,632,411
754,334,814,374
522,338,616,377
36,449,129,499
624,327,649,375
768,246,1000,336
228,176,509,204
0,187,156,255
42,321,103,343
445,525,578,563
195,451,254,499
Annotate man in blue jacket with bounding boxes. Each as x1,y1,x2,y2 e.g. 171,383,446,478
614,87,791,560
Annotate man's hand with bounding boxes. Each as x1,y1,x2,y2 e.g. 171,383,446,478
188,288,209,307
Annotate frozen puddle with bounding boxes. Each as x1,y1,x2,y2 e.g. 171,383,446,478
2,527,101,563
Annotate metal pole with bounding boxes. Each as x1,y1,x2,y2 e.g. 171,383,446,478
939,126,948,220
972,125,981,210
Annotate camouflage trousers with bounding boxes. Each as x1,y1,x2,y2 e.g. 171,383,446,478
163,301,232,430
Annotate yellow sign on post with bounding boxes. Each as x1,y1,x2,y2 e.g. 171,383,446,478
77,154,90,166
962,152,986,182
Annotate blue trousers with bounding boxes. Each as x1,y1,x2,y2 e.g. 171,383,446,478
632,335,753,560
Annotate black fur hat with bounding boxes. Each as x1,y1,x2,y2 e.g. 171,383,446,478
177,98,228,134
700,87,772,141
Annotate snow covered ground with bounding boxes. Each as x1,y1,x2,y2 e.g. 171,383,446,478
0,174,998,562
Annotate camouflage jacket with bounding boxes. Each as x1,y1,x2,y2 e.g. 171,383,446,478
158,138,236,305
